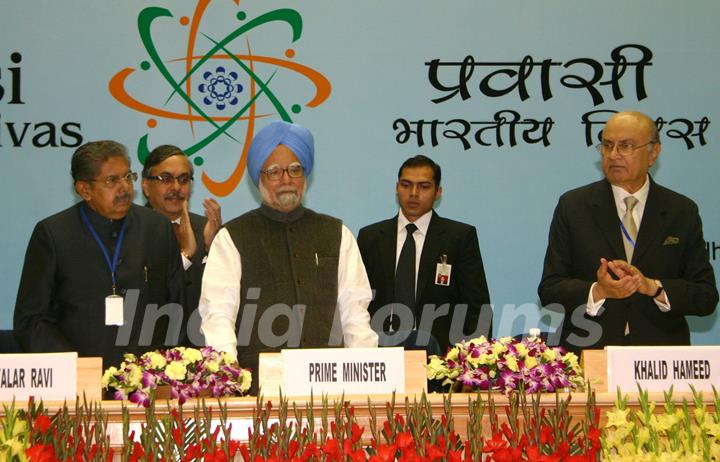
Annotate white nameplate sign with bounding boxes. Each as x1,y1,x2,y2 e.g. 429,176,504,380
0,352,78,402
281,347,405,396
607,346,720,392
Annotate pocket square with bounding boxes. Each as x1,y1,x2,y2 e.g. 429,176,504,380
663,236,680,245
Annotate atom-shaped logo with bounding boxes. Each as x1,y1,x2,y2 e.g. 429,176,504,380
109,2,331,196
199,66,244,110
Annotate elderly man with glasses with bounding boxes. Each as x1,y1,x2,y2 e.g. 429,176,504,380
199,121,377,394
13,140,186,369
538,111,717,355
141,145,222,329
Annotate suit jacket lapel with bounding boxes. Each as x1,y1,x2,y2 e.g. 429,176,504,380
589,180,625,260
633,178,666,264
416,211,445,303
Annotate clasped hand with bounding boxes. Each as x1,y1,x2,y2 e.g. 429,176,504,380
593,258,657,300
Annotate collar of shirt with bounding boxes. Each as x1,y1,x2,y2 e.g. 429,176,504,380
395,209,433,268
611,174,650,228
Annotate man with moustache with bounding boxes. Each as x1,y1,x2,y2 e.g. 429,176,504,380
538,111,717,354
199,121,377,392
14,140,185,368
142,145,222,325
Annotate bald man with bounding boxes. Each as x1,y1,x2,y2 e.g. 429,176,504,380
199,121,377,392
538,110,717,354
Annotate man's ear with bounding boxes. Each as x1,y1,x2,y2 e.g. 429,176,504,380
75,181,91,201
141,178,150,199
435,185,443,201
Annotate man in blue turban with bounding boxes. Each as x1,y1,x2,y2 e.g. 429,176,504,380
199,121,378,393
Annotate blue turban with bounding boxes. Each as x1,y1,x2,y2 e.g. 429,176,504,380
246,121,314,186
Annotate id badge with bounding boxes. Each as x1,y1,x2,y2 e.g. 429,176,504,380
105,294,124,326
435,259,452,286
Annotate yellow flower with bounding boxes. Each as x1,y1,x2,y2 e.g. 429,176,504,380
205,360,219,373
165,361,187,381
636,426,650,447
492,342,507,356
126,364,142,388
505,356,519,372
524,355,538,370
498,336,513,344
563,351,580,371
426,357,447,380
2,437,27,461
11,418,26,438
240,369,252,392
478,353,496,365
182,348,203,364
123,353,137,363
446,347,459,362
704,421,720,437
605,408,631,428
220,351,235,364
652,412,680,432
515,343,528,357
143,352,167,369
541,348,557,361
101,366,118,388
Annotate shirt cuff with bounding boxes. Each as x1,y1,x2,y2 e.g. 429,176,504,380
586,282,605,316
181,253,192,271
654,290,671,312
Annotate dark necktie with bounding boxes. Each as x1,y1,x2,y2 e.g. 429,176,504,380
395,223,418,314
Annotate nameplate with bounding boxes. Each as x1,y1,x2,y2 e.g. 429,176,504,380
0,352,78,402
281,348,405,396
607,346,719,392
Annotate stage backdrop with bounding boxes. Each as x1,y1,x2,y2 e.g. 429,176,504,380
1,1,718,343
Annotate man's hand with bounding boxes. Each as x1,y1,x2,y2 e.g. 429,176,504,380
173,200,198,259
593,258,642,300
203,198,222,251
608,260,660,297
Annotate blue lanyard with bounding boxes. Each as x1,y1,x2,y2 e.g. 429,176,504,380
79,204,128,293
619,220,636,248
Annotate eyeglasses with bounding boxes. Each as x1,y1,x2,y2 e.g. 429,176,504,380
146,173,194,185
89,171,138,188
595,140,656,157
261,164,304,181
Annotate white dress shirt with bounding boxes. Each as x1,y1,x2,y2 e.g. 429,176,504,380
199,224,378,359
586,175,670,316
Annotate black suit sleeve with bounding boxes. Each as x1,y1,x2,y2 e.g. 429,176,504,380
13,222,74,352
537,197,594,314
660,202,718,316
454,225,492,336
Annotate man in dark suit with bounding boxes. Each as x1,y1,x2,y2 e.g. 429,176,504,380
538,111,718,354
141,145,222,346
358,155,492,354
14,140,186,369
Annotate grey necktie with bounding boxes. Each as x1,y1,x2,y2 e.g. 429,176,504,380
622,196,639,262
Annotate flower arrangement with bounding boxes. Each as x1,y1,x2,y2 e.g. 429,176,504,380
426,334,584,393
102,346,251,406
603,386,720,461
